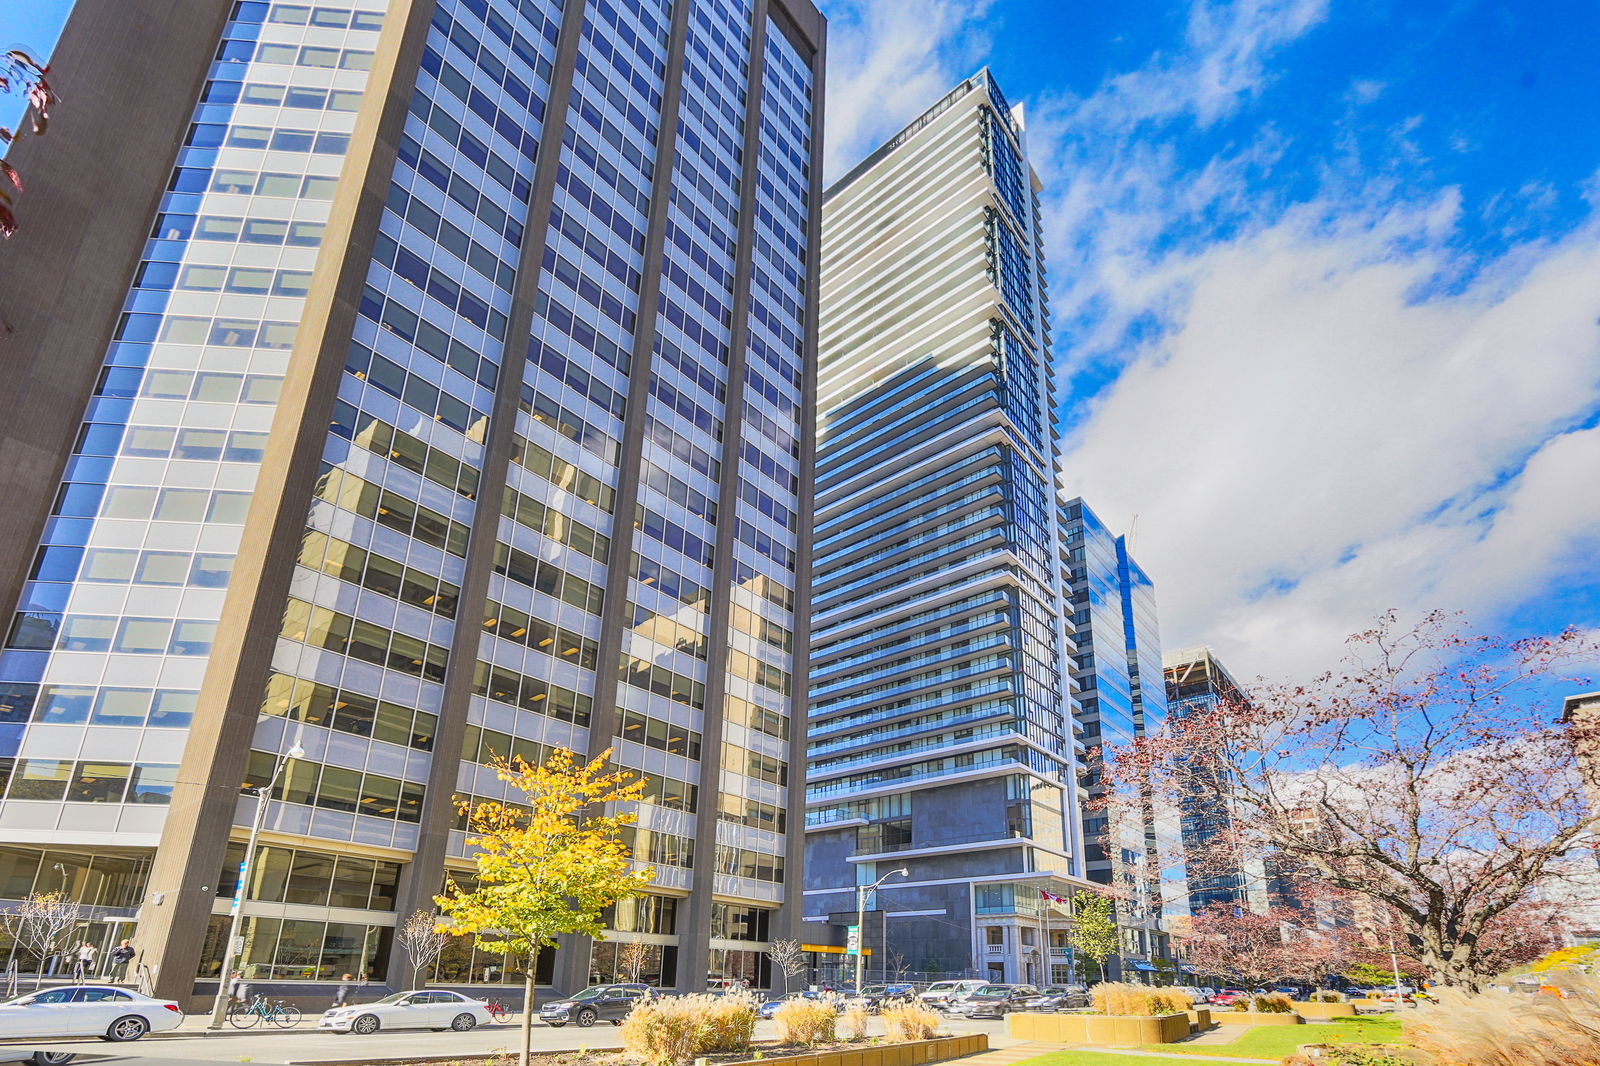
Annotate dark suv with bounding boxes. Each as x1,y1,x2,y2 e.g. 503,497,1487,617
946,984,1039,1019
539,983,652,1027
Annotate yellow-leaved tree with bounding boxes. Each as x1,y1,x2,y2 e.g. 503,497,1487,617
436,748,655,1066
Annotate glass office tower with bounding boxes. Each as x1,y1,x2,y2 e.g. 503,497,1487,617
0,0,822,1003
804,71,1090,985
1061,497,1185,980
1163,646,1266,915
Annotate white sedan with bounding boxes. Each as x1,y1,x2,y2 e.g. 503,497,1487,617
320,990,494,1034
0,985,183,1043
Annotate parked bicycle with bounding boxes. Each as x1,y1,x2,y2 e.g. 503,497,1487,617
484,999,512,1022
228,993,302,1028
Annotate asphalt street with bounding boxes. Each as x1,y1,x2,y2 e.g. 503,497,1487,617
6,1015,1015,1066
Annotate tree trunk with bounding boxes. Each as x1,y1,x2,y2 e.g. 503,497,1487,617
1419,924,1481,992
520,969,535,1066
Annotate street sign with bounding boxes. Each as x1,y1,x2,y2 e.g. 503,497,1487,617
845,925,860,956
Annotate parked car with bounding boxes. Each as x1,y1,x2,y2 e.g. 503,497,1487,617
1208,989,1248,1007
1270,986,1306,1001
849,985,918,1012
538,984,653,1028
945,985,1039,1020
1019,985,1092,1012
1189,987,1217,1005
319,990,494,1034
918,980,988,1010
758,991,834,1019
0,986,182,1045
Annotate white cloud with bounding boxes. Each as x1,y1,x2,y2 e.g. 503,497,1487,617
818,0,995,182
1010,0,1600,681
1059,202,1600,680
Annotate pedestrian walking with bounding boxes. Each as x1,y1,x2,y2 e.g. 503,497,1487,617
333,973,354,1007
73,942,96,981
106,939,135,981
228,970,249,1006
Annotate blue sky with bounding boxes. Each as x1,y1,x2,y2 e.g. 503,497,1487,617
8,0,1599,688
824,0,1600,685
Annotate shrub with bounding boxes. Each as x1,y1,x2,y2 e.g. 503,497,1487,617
839,1004,870,1041
1254,993,1294,1013
1091,982,1190,1016
620,993,757,1065
774,996,837,1045
880,1001,940,1043
1149,988,1194,1014
1403,972,1600,1066
620,997,705,1066
700,992,759,1052
1312,990,1344,1003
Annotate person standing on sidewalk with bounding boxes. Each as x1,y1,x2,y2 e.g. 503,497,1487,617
106,940,135,981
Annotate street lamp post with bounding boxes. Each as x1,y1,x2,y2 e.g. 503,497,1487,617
207,743,304,1028
855,868,908,994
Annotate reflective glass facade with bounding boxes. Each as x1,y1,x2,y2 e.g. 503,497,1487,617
1163,646,1264,914
804,72,1085,983
1060,496,1186,977
0,0,821,1000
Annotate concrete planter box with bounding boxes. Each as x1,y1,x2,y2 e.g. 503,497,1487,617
1185,1007,1213,1031
1214,1010,1304,1026
721,1033,989,1066
1297,1002,1357,1020
1009,1011,1191,1044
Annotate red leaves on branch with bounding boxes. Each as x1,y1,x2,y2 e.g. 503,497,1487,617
0,48,56,237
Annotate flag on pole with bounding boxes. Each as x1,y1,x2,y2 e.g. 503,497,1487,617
1040,890,1068,904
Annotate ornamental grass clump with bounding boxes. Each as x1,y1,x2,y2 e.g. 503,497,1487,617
700,992,759,1052
1312,989,1344,1003
773,995,837,1045
620,993,757,1066
1403,972,1600,1066
880,1001,940,1042
1091,982,1190,1016
839,1005,871,1041
1232,992,1292,1013
620,996,705,1066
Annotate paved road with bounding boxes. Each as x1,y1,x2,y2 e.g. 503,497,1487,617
12,1016,1014,1066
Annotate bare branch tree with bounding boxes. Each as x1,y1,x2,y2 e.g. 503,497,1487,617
396,910,447,988
766,938,808,993
618,939,652,983
1119,612,1600,989
2,892,84,987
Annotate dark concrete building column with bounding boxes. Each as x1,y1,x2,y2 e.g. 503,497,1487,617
386,0,592,998
135,0,440,1001
552,0,696,999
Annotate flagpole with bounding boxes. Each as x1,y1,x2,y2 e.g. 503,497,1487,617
1040,887,1052,986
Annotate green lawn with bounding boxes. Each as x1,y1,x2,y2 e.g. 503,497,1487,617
1006,1017,1405,1066
1141,1017,1404,1057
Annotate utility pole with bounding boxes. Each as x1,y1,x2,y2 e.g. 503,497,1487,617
855,868,908,994
208,743,304,1028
